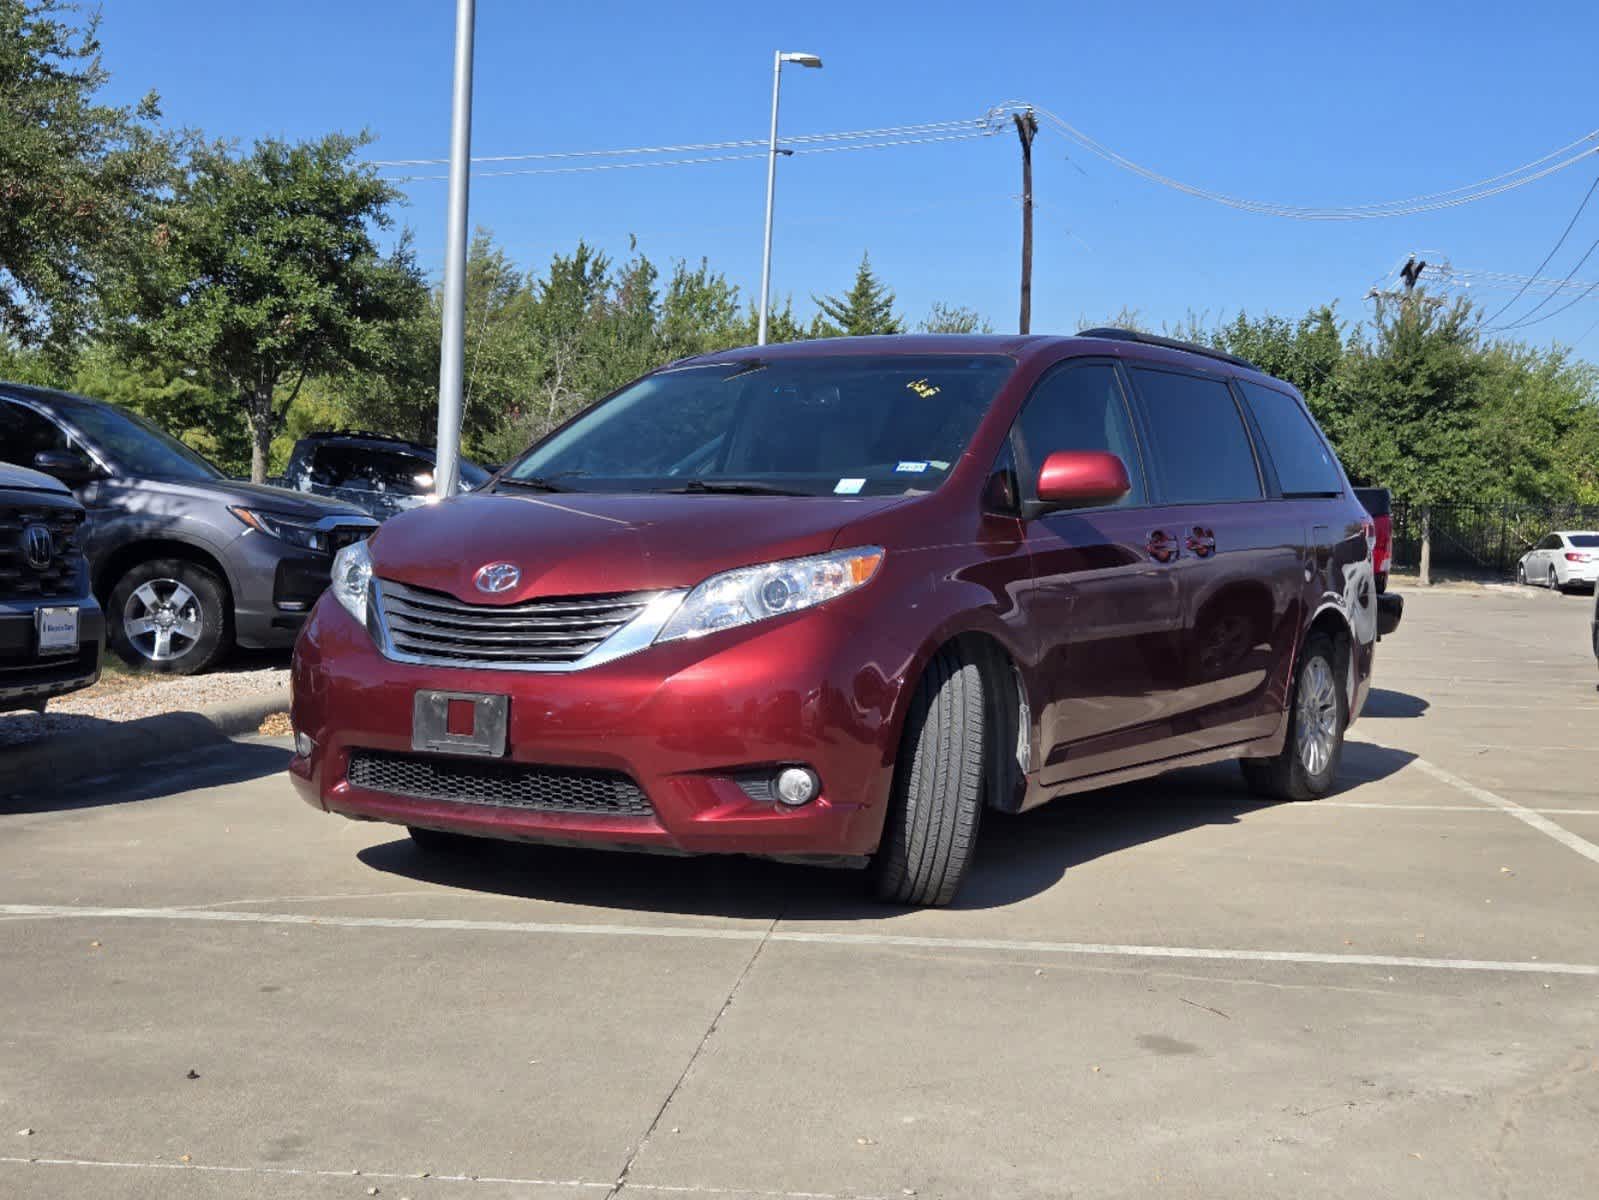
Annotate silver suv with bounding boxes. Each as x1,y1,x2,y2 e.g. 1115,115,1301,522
0,383,376,675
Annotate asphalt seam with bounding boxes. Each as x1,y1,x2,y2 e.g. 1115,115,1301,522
2,903,1594,976
606,916,781,1199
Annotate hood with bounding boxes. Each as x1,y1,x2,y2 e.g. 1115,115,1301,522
368,490,909,601
129,475,372,521
0,463,71,494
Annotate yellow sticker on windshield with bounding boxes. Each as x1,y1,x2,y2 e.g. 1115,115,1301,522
906,377,941,399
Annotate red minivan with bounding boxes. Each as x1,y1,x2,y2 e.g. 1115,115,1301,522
289,329,1392,905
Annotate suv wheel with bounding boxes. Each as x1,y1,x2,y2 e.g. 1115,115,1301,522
1242,633,1346,801
109,559,230,675
873,646,986,906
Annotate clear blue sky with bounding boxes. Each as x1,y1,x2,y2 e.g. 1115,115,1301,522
99,0,1599,358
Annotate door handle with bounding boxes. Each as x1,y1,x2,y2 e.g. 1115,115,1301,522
1185,527,1216,558
1146,530,1179,563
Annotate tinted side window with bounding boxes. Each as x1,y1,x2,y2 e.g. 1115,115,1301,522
1128,368,1262,504
1015,363,1146,507
1239,382,1343,497
0,401,71,466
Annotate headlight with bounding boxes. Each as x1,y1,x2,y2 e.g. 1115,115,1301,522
330,539,373,624
230,507,327,551
655,547,884,644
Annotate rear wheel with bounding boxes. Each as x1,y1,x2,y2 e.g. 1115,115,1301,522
1549,566,1562,593
873,646,987,907
108,558,230,675
1242,633,1346,802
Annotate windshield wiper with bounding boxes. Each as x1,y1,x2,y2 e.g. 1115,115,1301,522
496,470,586,494
654,479,810,497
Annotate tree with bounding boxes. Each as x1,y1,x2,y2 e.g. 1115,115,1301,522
918,301,992,335
0,0,177,354
812,252,902,336
100,132,417,480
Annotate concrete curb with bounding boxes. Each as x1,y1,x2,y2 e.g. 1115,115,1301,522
1,688,290,798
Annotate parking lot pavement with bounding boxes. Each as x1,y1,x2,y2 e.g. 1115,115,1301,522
3,585,1596,1199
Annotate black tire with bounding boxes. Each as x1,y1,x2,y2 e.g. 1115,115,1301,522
1549,566,1564,594
108,558,231,675
1516,563,1527,586
407,825,478,854
873,646,987,907
1241,633,1347,802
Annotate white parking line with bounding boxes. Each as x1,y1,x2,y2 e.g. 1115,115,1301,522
1412,758,1599,867
0,1156,881,1199
2,902,1595,977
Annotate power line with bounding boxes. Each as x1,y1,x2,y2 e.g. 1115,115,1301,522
1488,235,1599,331
371,114,1003,169
1026,104,1599,220
1478,173,1599,325
384,128,998,183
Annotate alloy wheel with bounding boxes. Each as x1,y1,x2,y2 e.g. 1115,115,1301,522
122,578,204,662
1295,656,1339,777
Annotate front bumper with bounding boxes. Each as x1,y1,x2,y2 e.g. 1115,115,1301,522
229,525,373,649
0,598,105,711
288,594,905,859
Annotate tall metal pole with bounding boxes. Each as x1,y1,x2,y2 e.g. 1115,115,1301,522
756,52,783,347
433,0,475,499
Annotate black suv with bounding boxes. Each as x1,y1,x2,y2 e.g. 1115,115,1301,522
0,383,376,675
1,463,103,712
280,431,490,520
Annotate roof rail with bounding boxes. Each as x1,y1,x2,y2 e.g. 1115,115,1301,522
303,429,424,446
1075,327,1259,372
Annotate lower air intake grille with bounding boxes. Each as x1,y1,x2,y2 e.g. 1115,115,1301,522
346,749,652,817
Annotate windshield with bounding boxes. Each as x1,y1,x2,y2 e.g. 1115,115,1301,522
459,459,491,487
1569,534,1599,548
504,355,1013,497
53,397,224,482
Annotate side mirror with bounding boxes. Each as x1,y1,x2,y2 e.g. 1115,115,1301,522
1034,450,1130,511
33,449,100,486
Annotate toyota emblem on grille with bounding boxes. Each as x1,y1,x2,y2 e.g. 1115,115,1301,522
20,524,54,571
474,561,521,594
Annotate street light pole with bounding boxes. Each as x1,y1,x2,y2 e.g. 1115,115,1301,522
433,0,476,499
756,51,822,346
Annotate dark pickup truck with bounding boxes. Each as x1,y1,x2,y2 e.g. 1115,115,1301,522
1,463,103,712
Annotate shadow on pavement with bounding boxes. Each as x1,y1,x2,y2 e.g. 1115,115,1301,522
355,741,1418,917
2,737,291,814
1361,688,1430,719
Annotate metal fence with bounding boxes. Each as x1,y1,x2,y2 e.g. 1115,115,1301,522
1392,501,1599,577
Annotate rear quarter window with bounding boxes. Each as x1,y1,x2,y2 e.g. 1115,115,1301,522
1239,381,1344,497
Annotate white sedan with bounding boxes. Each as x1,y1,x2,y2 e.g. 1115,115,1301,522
1518,530,1599,592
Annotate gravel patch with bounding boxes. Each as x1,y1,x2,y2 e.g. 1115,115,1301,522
0,665,288,748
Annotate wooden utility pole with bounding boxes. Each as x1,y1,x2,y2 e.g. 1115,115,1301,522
1014,109,1038,334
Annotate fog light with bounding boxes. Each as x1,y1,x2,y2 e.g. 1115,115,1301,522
775,766,820,807
294,731,315,758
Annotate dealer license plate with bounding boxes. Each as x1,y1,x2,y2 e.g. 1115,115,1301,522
35,607,78,656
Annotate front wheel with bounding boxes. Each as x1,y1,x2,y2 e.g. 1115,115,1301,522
108,558,231,675
873,647,987,907
1242,633,1347,802
1516,562,1527,585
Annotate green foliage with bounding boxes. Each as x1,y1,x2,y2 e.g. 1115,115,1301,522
0,0,177,354
919,302,993,335
99,131,420,480
812,252,903,337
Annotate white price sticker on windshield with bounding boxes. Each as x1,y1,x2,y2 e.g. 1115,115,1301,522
833,478,865,495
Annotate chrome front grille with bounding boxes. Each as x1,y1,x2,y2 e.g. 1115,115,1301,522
375,578,666,668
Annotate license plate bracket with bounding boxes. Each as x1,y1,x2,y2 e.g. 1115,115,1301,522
412,690,508,757
35,606,79,656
